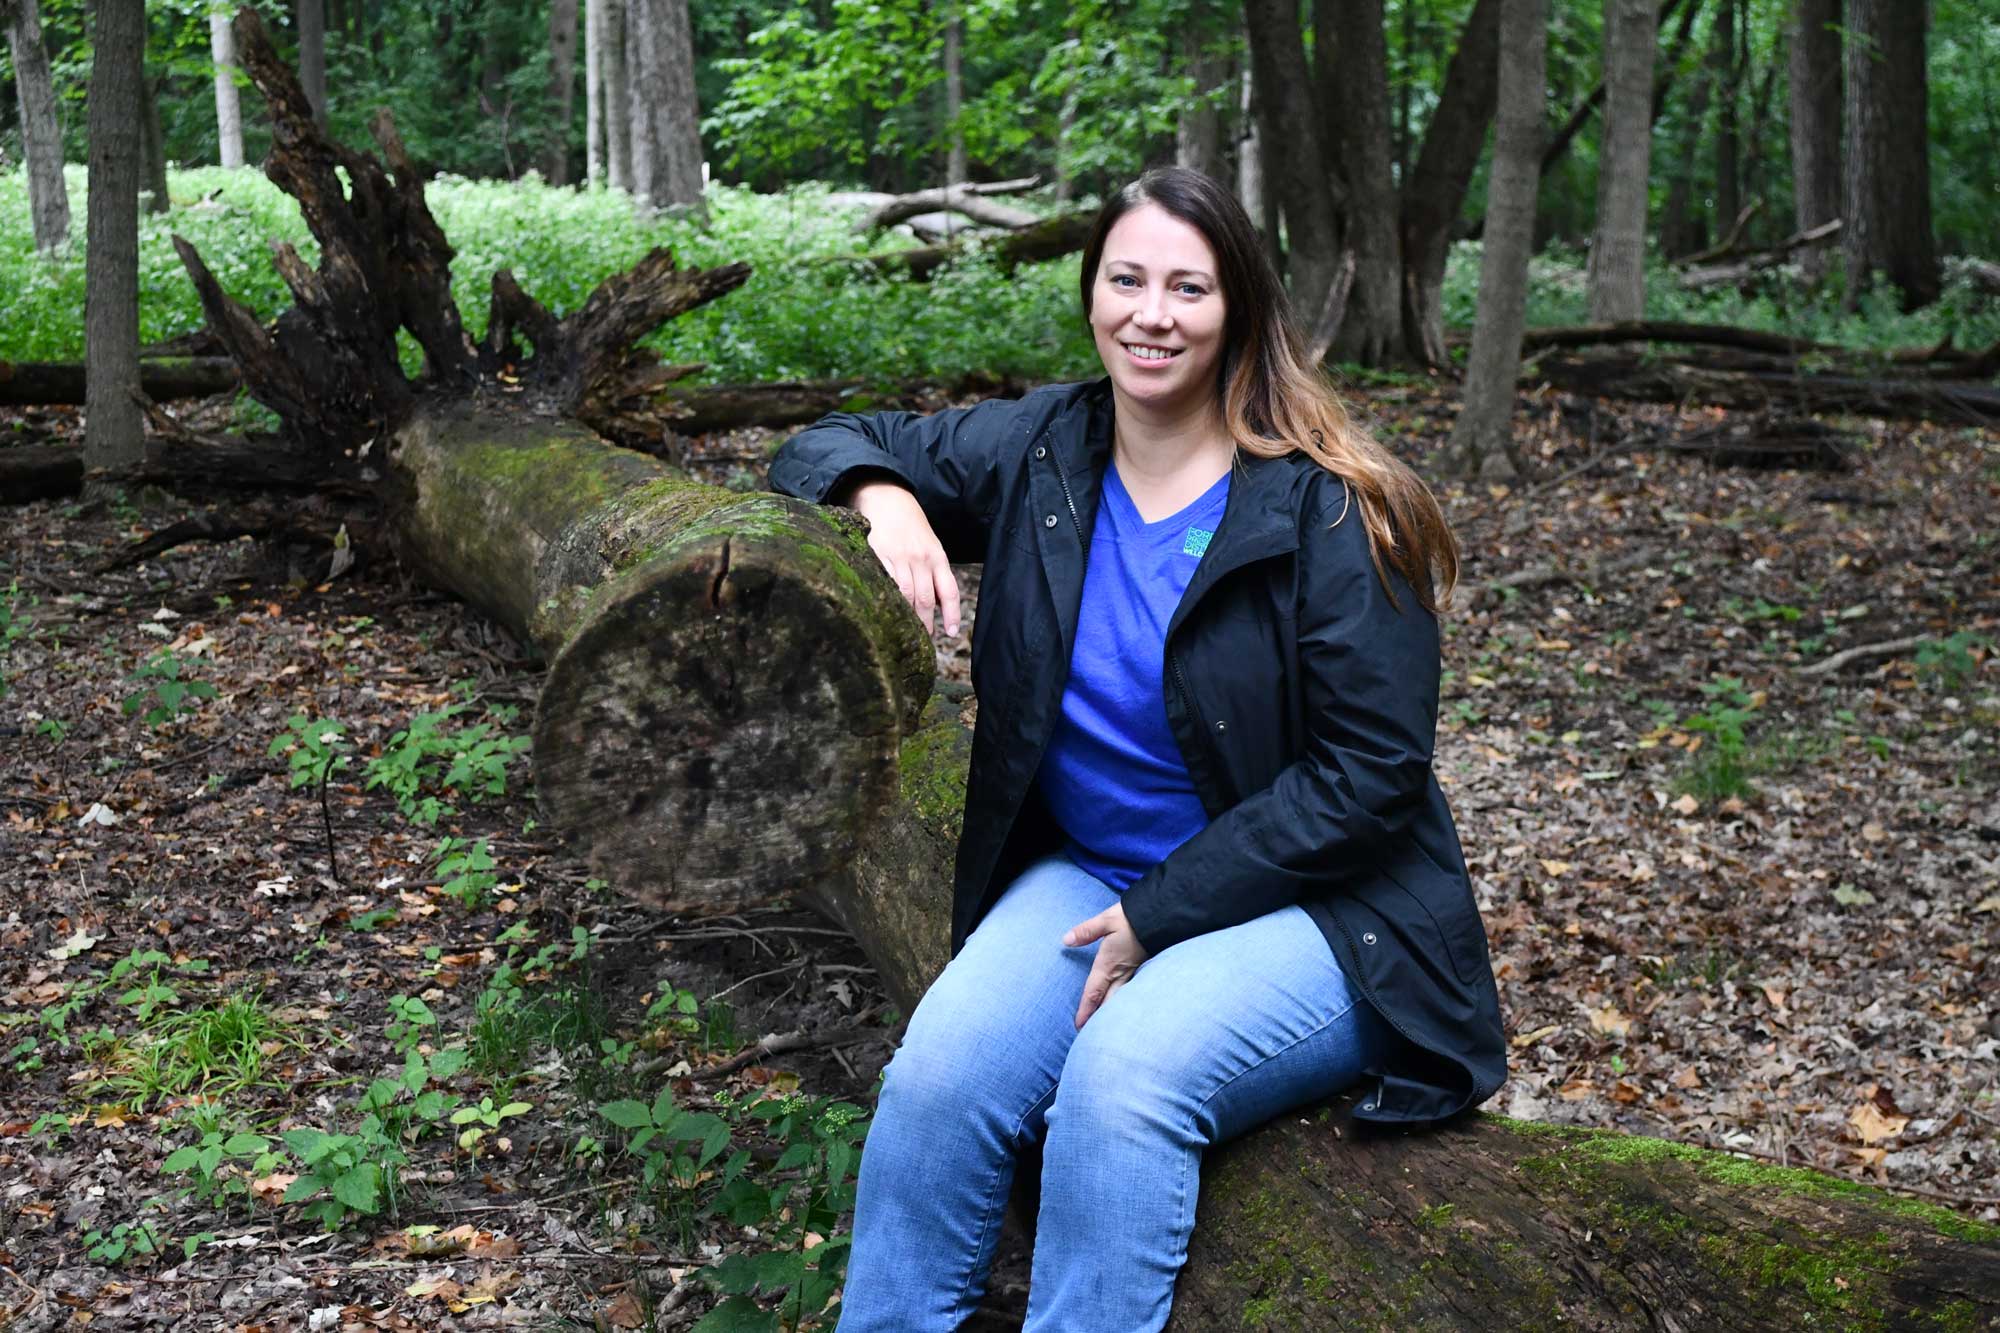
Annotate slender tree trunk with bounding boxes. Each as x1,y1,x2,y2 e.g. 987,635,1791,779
1176,0,1229,186
1660,33,1713,256
1709,0,1741,234
626,0,703,211
138,71,169,216
84,0,144,481
1317,0,1400,364
297,0,327,126
1788,0,1841,283
544,0,579,184
1588,0,1658,321
1396,0,1501,366
2,0,72,252
604,0,631,191
585,0,605,184
1236,56,1263,226
943,8,967,185
1449,0,1544,479
1243,0,1343,319
210,10,244,168
1843,0,1937,310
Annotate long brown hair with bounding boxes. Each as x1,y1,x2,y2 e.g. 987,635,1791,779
1079,167,1458,612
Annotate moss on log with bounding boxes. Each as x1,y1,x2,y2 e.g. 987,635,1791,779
386,405,934,912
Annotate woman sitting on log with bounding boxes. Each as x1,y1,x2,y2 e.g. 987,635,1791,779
767,166,1508,1331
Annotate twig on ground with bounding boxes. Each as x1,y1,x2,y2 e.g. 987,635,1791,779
1796,634,1928,677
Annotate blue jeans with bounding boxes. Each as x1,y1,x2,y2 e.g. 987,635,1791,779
836,853,1396,1332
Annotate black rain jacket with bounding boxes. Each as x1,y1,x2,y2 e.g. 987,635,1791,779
767,377,1508,1126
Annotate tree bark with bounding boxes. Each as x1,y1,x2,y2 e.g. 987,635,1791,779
834,212,1094,281
297,0,327,127
1397,0,1501,367
84,0,145,482
1788,0,1840,284
603,0,632,191
1447,0,1543,480
1242,0,1343,335
1709,0,1741,237
585,0,605,184
1175,0,1229,187
2,0,72,252
544,0,580,185
1316,0,1401,366
1842,0,1939,311
855,182,1039,233
1587,0,1658,321
139,71,170,216
211,9,245,169
943,8,967,186
627,0,703,212
1236,56,1265,237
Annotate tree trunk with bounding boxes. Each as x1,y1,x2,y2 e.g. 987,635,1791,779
1314,0,1399,365
1236,57,1264,233
139,70,171,216
211,9,245,169
0,357,240,405
1447,0,1543,480
1843,0,1938,311
1709,0,1741,237
585,0,605,184
943,9,967,186
1175,0,1229,187
1788,0,1841,284
604,0,632,191
1659,25,1713,258
84,0,144,483
1242,0,1342,338
3,0,72,252
1587,0,1658,321
627,0,703,212
297,0,327,127
1397,0,1501,367
544,0,580,185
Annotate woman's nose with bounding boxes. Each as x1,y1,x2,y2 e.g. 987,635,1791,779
1134,292,1172,330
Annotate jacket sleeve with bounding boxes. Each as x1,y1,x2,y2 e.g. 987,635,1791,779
764,396,1032,564
1118,489,1442,956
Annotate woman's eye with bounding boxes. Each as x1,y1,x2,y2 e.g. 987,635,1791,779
1178,283,1206,297
1111,274,1138,288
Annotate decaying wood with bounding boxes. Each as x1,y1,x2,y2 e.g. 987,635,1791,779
0,357,240,405
832,211,1095,281
856,179,1043,233
1675,217,1842,290
1529,350,2000,426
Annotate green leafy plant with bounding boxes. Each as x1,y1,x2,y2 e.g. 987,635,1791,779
83,1217,168,1266
449,1094,533,1158
432,836,500,909
269,713,354,878
122,650,218,728
1676,677,1761,801
364,696,531,827
384,994,438,1056
1914,631,1989,693
161,1125,283,1214
0,577,35,699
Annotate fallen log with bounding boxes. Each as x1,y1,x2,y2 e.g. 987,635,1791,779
855,178,1042,233
829,211,1094,281
1528,351,2000,425
0,356,240,405
157,9,932,909
1676,218,1843,292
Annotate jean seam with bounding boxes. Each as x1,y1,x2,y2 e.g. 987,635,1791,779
948,1076,1060,1320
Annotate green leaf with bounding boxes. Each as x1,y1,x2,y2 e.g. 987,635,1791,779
282,1127,336,1164
282,1174,323,1205
690,1295,780,1333
222,1132,270,1155
430,1047,467,1080
330,1163,382,1214
498,1101,532,1118
599,1099,654,1131
162,1146,201,1172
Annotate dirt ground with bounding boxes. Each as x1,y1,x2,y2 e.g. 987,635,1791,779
2,386,1996,1328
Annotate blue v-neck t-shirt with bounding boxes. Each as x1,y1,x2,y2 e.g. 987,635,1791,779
1036,459,1231,890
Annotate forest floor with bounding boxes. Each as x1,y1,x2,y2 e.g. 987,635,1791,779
2,384,1997,1329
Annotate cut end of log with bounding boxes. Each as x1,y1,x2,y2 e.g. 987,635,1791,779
531,495,935,913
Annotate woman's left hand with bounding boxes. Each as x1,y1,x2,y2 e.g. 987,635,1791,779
1063,903,1151,1030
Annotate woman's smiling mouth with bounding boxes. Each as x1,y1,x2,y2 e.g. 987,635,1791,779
1123,343,1183,362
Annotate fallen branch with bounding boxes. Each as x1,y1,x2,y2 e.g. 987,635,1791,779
826,211,1094,281
1796,634,1930,678
0,356,241,405
856,178,1042,233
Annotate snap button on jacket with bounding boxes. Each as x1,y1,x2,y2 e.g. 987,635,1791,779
768,378,1509,1126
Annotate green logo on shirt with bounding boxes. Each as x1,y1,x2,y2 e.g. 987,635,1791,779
1182,527,1213,557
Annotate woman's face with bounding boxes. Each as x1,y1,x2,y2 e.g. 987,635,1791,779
1088,201,1227,415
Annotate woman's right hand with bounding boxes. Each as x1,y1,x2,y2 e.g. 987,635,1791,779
846,480,962,638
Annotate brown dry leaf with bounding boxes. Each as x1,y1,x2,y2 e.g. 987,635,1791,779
1760,983,1788,1011
1670,1066,1702,1090
91,1104,132,1128
1671,794,1700,815
1861,822,1885,843
1588,1005,1633,1038
458,1269,521,1306
1848,1101,1909,1144
252,1171,298,1202
1610,1079,1643,1105
1539,859,1573,877
602,1290,647,1329
1511,1023,1562,1049
405,1276,463,1303
1558,1078,1595,1100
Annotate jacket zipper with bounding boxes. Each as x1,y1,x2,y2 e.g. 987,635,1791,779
1329,911,1454,1117
1049,440,1082,536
